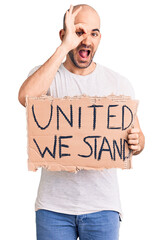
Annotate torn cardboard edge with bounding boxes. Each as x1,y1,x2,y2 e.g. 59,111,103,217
25,93,133,105
28,160,132,174
26,94,138,173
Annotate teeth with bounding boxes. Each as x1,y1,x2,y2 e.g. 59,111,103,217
80,49,90,52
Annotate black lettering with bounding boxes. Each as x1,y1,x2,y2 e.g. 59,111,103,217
88,104,103,130
122,105,133,130
33,135,57,158
94,136,97,159
32,104,53,130
78,106,81,129
113,139,122,160
123,139,132,160
59,136,73,158
57,105,73,130
107,105,121,129
98,137,113,160
78,136,101,158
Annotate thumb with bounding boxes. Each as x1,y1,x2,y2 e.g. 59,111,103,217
79,32,89,41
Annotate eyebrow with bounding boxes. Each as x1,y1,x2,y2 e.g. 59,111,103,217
92,28,100,32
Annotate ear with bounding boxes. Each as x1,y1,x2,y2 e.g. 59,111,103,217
59,29,65,41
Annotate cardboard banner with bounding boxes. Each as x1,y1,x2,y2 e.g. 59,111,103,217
26,95,138,172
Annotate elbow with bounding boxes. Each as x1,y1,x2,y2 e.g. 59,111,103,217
18,88,26,107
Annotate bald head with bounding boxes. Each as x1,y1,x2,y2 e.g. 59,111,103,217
63,4,100,30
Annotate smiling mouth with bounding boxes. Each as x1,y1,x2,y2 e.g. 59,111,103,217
78,49,91,59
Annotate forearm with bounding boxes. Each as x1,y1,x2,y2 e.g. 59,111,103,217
18,43,69,107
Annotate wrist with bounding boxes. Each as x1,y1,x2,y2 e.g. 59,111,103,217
60,42,71,54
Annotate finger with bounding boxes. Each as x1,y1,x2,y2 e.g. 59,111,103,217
128,144,140,151
128,128,140,134
73,6,82,17
79,32,89,41
128,133,139,140
133,148,141,154
64,17,70,30
128,139,139,145
65,7,73,26
69,5,73,14
65,10,70,23
75,23,87,33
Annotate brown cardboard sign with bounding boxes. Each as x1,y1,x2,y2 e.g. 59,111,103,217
26,95,138,173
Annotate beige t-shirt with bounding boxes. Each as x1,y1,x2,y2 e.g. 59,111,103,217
28,63,135,219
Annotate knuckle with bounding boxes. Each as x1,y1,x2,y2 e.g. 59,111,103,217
127,134,131,139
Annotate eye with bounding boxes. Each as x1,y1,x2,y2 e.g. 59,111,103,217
76,31,84,36
92,32,99,37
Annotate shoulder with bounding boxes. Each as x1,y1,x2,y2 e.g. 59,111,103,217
27,63,63,78
96,63,128,84
97,64,135,99
97,64,127,81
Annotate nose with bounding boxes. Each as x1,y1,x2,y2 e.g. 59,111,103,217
81,33,92,46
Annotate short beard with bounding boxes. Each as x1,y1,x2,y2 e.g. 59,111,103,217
68,50,94,69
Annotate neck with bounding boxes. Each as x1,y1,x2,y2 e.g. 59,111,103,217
63,59,96,76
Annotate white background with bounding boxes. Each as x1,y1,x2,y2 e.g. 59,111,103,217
1,0,163,239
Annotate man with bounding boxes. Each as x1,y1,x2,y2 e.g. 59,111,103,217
18,4,145,240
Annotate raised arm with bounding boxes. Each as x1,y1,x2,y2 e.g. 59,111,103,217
18,5,89,107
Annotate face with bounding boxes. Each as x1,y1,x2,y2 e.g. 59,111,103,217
68,8,101,69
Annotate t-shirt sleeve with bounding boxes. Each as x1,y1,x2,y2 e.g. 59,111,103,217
27,65,41,77
122,78,135,99
105,66,135,99
117,75,135,99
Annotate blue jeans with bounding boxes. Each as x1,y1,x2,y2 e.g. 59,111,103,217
36,209,120,240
